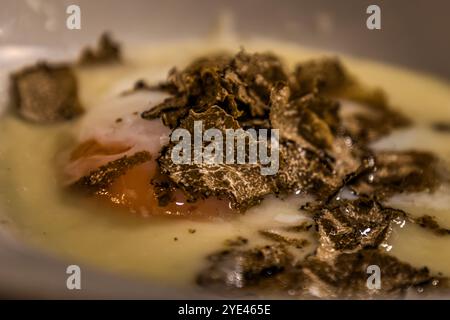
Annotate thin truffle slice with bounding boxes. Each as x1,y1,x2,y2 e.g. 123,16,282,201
270,84,362,198
432,122,450,133
296,249,437,298
291,57,410,143
157,106,275,211
340,100,411,144
196,196,445,297
350,150,442,199
289,57,351,98
276,142,340,198
10,63,84,123
197,245,441,298
308,197,404,257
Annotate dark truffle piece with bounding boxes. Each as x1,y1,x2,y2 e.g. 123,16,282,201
157,106,275,211
432,122,450,133
414,215,450,236
142,54,237,128
78,33,121,65
10,62,84,123
232,50,288,111
296,249,436,298
290,57,351,98
276,142,339,199
269,84,338,150
309,197,405,255
197,244,440,298
269,83,363,199
351,150,441,199
142,50,449,298
224,236,249,247
72,151,151,194
283,221,313,232
150,172,177,207
341,103,411,144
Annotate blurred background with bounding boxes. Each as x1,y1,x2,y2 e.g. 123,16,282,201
0,0,449,79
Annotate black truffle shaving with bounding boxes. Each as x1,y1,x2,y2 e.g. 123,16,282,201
258,230,309,249
275,142,340,199
72,151,151,194
296,249,440,299
143,51,443,212
140,50,448,297
197,197,447,298
432,122,450,133
142,50,287,128
224,236,249,247
350,150,441,199
290,57,411,143
309,197,405,255
78,32,122,65
196,245,292,289
197,243,444,298
413,215,450,236
157,106,275,211
289,57,351,98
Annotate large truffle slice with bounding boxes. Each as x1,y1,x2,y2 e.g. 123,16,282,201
10,63,84,123
309,197,404,257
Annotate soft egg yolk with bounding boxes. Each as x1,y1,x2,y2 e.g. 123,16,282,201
68,140,235,218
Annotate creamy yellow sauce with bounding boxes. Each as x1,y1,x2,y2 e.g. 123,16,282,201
0,37,449,289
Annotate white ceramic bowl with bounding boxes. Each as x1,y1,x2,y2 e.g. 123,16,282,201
0,0,448,298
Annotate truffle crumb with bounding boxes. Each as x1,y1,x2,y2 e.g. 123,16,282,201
259,230,309,249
